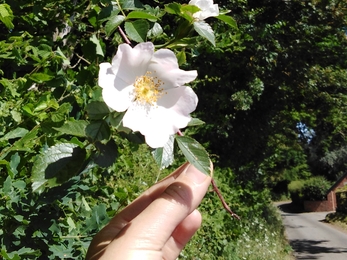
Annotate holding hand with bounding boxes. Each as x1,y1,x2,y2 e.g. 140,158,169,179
86,163,212,260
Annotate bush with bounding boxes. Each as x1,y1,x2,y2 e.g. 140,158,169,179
288,180,305,205
302,176,332,201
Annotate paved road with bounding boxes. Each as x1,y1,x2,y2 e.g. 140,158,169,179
277,202,347,260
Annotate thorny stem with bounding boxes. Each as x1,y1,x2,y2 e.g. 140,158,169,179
211,179,240,220
176,130,240,220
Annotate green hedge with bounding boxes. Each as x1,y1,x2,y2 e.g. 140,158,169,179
288,177,332,204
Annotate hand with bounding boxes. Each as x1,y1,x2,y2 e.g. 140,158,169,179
86,162,212,260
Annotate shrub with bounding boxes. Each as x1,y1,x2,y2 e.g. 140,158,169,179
302,176,332,201
288,180,305,205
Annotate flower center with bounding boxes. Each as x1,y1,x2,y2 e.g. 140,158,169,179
134,71,164,105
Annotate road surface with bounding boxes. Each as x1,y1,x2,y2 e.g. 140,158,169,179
277,202,347,259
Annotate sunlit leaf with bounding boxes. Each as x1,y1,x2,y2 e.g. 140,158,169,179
90,34,104,57
105,15,125,37
193,21,215,46
152,135,174,169
176,136,211,175
31,143,87,193
126,11,157,21
53,120,88,137
188,118,205,126
216,14,238,29
124,19,149,42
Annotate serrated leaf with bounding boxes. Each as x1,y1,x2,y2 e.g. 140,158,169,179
127,10,157,21
119,0,143,10
105,15,125,37
86,120,111,141
216,14,238,29
86,101,110,120
31,143,87,193
90,34,104,57
193,21,215,46
176,136,211,175
188,118,205,126
0,128,29,142
152,135,174,169
124,20,149,42
53,120,88,137
51,103,72,123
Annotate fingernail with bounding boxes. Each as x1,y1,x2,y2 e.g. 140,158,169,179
184,164,208,184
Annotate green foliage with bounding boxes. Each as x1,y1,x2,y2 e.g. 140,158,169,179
288,180,306,205
289,177,332,203
302,176,332,201
2,0,347,258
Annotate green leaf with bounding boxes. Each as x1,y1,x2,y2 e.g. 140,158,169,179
105,15,125,37
176,50,186,66
124,20,149,42
147,22,163,39
188,118,205,126
216,14,238,29
152,135,174,169
126,11,157,21
165,3,199,22
55,47,71,66
86,101,110,120
9,153,20,177
0,128,29,142
51,103,72,123
29,73,55,83
90,34,104,57
53,120,88,137
193,21,215,46
119,0,143,10
1,127,39,159
31,143,87,193
86,120,111,141
0,4,14,30
176,136,211,175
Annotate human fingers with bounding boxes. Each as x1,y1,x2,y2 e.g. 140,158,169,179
100,163,212,259
86,162,190,259
162,209,202,258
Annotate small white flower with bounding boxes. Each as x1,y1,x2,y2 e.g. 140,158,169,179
98,42,198,148
189,0,219,21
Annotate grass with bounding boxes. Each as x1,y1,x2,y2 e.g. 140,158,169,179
231,205,294,260
325,211,347,232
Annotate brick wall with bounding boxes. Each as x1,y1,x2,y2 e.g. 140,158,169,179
303,174,347,212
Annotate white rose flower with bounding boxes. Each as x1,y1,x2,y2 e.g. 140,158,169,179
98,42,198,148
189,0,219,21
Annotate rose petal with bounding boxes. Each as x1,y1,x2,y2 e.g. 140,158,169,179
111,42,154,87
157,86,198,115
102,84,134,112
149,49,197,89
98,63,115,89
190,0,219,20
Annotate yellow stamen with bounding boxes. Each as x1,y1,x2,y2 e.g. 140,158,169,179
134,71,164,105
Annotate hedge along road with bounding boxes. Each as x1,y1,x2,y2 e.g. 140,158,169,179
277,202,347,260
